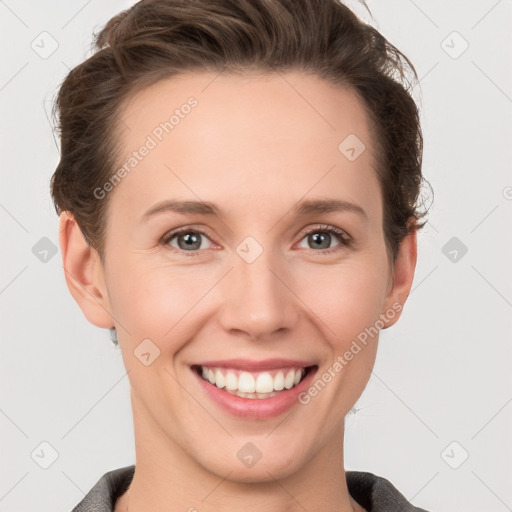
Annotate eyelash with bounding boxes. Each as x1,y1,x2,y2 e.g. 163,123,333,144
160,224,353,256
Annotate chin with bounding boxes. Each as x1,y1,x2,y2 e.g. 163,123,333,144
197,440,308,483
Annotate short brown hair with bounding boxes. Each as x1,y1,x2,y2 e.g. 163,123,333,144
50,0,430,262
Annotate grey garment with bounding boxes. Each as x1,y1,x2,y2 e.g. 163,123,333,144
71,465,430,512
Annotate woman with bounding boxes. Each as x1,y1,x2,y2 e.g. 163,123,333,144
51,0,431,510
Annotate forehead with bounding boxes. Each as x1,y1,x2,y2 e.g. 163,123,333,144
119,70,374,149
110,71,381,224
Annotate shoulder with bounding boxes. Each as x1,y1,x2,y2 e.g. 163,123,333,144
346,470,430,512
70,465,430,512
71,465,135,512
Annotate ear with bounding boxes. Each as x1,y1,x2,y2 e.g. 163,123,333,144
381,222,418,329
58,211,114,328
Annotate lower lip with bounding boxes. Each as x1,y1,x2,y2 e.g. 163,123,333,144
192,366,318,420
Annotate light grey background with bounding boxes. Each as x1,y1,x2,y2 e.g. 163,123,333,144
1,1,511,511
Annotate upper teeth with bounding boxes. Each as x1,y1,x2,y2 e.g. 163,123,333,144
200,366,305,393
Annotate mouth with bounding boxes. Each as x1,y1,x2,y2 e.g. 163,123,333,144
192,364,316,399
190,360,318,418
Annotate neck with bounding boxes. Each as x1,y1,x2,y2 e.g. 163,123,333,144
117,392,365,512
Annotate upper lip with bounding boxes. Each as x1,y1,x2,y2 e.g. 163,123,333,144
193,358,317,371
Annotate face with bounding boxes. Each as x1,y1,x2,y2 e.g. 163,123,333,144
72,71,414,482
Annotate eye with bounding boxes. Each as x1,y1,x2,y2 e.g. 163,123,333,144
161,227,215,254
297,224,352,254
160,224,352,256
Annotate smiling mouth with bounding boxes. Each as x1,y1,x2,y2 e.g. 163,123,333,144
191,364,317,399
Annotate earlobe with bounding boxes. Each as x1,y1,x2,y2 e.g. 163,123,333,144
381,223,418,329
58,211,114,329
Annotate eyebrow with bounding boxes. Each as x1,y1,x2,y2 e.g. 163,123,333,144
140,198,367,222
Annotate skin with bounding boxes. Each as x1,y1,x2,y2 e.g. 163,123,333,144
59,71,417,512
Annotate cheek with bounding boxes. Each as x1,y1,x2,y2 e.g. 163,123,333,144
106,259,215,345
107,248,389,356
295,259,389,343
287,265,384,425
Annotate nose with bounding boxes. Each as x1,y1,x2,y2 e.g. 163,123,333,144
218,247,299,341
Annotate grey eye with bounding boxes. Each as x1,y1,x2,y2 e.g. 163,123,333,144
307,232,334,250
168,231,210,251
